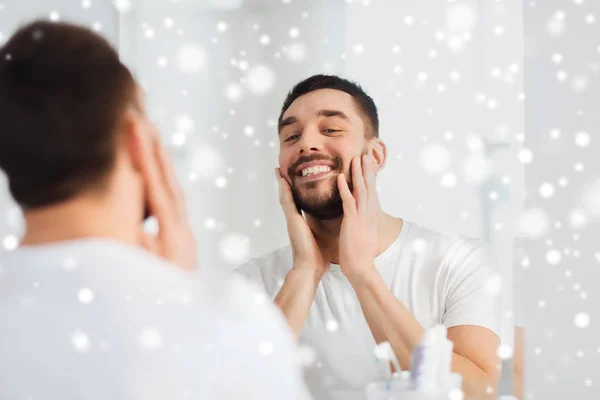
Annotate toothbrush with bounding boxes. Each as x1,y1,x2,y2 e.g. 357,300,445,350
374,341,402,377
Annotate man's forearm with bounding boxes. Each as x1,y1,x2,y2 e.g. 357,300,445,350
274,266,322,339
349,270,424,369
451,354,498,399
350,270,497,398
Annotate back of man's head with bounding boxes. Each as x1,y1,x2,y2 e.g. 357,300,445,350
0,20,136,209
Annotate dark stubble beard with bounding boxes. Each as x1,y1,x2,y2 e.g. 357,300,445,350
287,154,354,220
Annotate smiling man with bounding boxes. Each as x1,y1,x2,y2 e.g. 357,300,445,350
237,75,502,399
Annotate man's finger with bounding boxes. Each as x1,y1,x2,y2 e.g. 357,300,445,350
157,143,187,219
351,157,367,210
338,173,356,215
138,132,171,223
363,154,377,203
275,168,300,219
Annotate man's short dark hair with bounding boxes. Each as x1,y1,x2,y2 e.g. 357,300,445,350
0,20,136,209
278,74,379,138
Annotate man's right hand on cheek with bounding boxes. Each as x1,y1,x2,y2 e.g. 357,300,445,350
275,168,329,279
138,136,197,271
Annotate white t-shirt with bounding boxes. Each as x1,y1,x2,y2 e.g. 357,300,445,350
0,238,312,400
237,220,501,396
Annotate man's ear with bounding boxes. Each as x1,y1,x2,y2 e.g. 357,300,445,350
367,138,387,174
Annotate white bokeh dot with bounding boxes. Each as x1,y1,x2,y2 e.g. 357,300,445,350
552,53,563,63
574,312,590,328
568,209,588,229
412,238,427,253
224,82,243,102
259,34,271,45
497,344,514,359
78,288,94,304
244,125,255,136
462,155,492,183
216,21,228,32
326,319,339,332
539,183,555,198
546,249,562,265
486,274,502,296
441,173,457,188
176,44,206,74
571,75,589,92
219,233,250,264
446,3,476,32
259,340,274,356
113,0,132,13
190,146,223,179
420,144,452,175
575,131,590,147
215,176,228,188
62,257,78,270
244,64,276,96
296,344,317,367
71,330,91,352
287,42,307,62
139,327,163,350
448,389,465,400
3,235,18,251
558,177,569,187
175,114,194,132
557,70,568,81
546,14,565,36
157,57,168,68
204,218,216,230
518,148,534,164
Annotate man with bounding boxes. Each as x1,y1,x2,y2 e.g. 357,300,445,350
237,75,502,399
0,20,311,400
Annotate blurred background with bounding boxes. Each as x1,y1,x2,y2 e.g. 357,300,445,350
0,0,524,396
523,1,600,399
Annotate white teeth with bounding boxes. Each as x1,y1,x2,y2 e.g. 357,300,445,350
301,165,332,177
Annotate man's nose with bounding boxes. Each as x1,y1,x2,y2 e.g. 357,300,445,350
297,127,323,154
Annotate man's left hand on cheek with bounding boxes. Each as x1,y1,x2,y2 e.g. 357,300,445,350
337,154,379,283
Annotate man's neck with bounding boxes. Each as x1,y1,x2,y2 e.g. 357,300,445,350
19,194,139,248
305,208,403,264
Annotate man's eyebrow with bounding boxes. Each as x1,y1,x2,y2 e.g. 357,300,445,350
316,109,350,121
278,116,297,133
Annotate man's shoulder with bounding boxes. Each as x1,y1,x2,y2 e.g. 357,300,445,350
234,245,293,293
0,238,202,295
238,244,293,273
405,220,488,255
401,221,493,276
